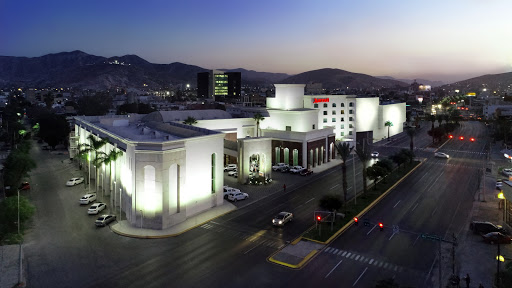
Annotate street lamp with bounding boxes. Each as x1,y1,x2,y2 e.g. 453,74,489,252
140,210,143,229
351,148,357,205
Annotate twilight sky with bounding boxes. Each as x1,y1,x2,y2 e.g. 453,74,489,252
1,0,511,83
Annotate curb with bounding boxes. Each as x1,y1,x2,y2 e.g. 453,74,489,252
267,247,319,269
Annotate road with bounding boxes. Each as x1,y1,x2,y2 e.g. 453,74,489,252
22,121,486,287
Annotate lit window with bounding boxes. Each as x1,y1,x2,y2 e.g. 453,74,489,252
323,118,327,123
341,124,344,129
332,118,336,122
341,132,345,136
341,110,345,114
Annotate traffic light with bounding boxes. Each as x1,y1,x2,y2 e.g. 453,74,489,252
378,223,384,231
353,217,359,225
449,135,453,139
316,215,321,222
470,137,475,142
459,136,464,140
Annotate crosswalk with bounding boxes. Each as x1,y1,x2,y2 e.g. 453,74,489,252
322,247,405,273
200,223,286,249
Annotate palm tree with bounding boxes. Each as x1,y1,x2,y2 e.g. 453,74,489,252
384,121,393,141
335,141,352,208
183,116,197,125
77,135,109,192
355,139,371,195
405,127,416,152
95,149,123,195
253,113,265,137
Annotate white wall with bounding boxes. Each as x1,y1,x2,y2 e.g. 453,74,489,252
193,118,255,138
355,97,379,134
262,110,318,132
267,84,305,110
376,103,406,140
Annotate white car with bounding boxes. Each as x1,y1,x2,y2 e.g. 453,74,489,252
66,177,85,186
371,152,379,158
289,166,304,174
79,193,97,205
272,163,289,171
434,152,449,159
95,214,116,227
272,212,293,226
88,202,106,214
224,164,237,172
228,169,237,176
223,186,240,199
502,169,512,177
228,192,249,202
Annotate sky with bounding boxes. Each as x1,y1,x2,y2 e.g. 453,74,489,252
1,0,511,83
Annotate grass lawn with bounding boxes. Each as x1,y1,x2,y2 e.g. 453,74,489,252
302,160,420,243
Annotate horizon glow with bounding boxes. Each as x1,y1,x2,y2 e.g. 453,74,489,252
1,0,511,83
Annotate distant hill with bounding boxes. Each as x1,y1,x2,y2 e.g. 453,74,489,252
377,76,445,87
281,68,408,90
438,72,512,93
219,68,290,86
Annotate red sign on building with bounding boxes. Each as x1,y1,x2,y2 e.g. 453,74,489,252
313,98,329,103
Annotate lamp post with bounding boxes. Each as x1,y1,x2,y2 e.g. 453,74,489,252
113,181,116,213
88,153,91,194
351,148,357,205
140,210,143,229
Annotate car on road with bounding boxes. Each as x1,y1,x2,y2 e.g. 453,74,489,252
496,180,504,190
470,221,507,235
272,212,293,226
227,191,249,202
371,151,379,158
95,214,117,227
502,168,512,177
434,152,449,159
224,164,237,172
223,186,240,199
300,169,313,176
79,193,97,205
19,182,31,190
289,166,304,174
482,232,512,244
88,202,106,215
272,163,289,171
66,177,85,186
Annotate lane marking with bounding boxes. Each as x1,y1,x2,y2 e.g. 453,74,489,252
330,184,340,190
431,206,438,216
243,242,262,254
393,200,401,208
388,233,395,241
210,221,219,224
305,198,315,204
325,260,343,278
366,225,376,235
411,203,418,212
413,235,420,246
353,267,368,286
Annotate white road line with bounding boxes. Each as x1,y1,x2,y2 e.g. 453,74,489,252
369,259,374,264
243,242,261,254
347,186,352,190
353,267,368,286
388,232,395,241
325,260,343,278
393,200,401,208
342,251,348,257
325,247,332,253
337,250,344,255
413,235,420,246
411,203,419,212
355,255,360,261
366,225,376,235
305,198,315,204
330,184,340,190
210,221,219,224
431,206,438,216
346,252,352,258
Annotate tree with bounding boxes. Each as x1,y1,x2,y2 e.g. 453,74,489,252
183,116,198,125
319,194,343,227
400,149,415,164
384,121,393,140
77,135,109,191
3,144,36,195
355,139,371,195
335,141,352,208
76,93,112,116
253,112,265,137
95,149,123,195
405,127,416,152
37,113,70,149
367,165,387,190
0,195,35,243
390,151,407,169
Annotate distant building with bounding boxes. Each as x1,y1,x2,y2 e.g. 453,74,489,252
197,70,241,101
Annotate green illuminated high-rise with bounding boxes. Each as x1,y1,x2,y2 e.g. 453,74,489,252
197,70,241,101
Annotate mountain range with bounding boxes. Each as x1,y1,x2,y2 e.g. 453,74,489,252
0,51,510,93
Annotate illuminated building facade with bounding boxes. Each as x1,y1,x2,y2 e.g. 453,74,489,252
197,70,241,100
72,114,226,230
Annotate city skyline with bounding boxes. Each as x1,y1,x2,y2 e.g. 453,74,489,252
1,0,511,83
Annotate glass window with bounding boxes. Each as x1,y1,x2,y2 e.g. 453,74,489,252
314,104,318,108
323,111,327,115
349,102,354,107
341,132,345,136
349,131,353,135
341,124,344,129
349,117,353,121
312,124,315,129
349,124,353,128
332,118,336,122
332,111,336,115
323,103,328,108
332,103,336,107
323,118,327,123
340,117,344,121
341,103,345,107
349,110,353,114
341,110,345,114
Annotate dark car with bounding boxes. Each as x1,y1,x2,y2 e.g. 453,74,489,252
470,221,507,235
95,214,117,227
300,169,313,176
482,232,512,244
19,182,31,190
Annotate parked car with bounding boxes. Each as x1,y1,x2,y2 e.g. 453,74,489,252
470,221,507,235
224,164,237,172
371,151,379,158
434,152,449,159
272,212,293,226
272,163,289,171
88,203,107,215
496,180,504,190
228,191,249,202
482,232,512,244
79,193,97,205
19,182,31,190
66,177,85,186
95,214,117,227
502,168,512,177
300,169,313,176
228,169,238,176
289,166,304,174
223,186,240,199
